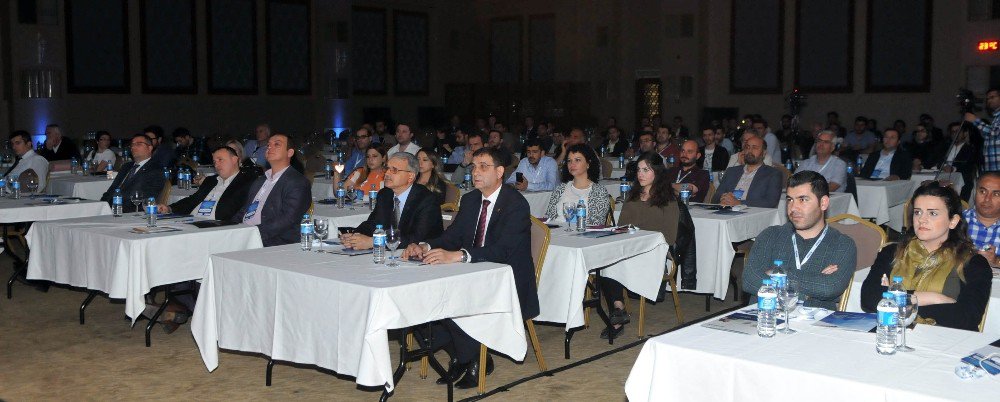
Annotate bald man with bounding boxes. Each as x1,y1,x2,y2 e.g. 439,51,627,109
712,136,782,208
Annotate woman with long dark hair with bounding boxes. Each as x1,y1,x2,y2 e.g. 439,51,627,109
416,147,449,205
542,143,611,226
335,144,388,192
861,182,991,331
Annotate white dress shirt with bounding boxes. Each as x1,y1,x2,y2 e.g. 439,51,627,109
8,149,50,193
201,174,237,219
476,185,502,243
388,142,421,156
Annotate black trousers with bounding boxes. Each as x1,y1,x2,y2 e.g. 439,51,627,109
419,319,479,364
599,277,626,311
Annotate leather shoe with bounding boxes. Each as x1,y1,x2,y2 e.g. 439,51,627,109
600,324,625,340
455,355,494,389
609,308,631,326
436,357,465,385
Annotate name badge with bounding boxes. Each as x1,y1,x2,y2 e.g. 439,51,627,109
243,200,260,221
198,200,217,216
871,169,882,178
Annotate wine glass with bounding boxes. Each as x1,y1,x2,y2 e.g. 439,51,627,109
562,202,576,232
385,226,401,267
25,177,39,196
897,293,918,352
131,190,144,215
777,280,799,334
313,218,329,249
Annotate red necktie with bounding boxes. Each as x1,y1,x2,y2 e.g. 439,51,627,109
474,199,491,248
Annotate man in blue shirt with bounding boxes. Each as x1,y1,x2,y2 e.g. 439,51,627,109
243,123,271,166
505,138,559,191
964,172,1000,267
966,87,1000,172
342,127,372,174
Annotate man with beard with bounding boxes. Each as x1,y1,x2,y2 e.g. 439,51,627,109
714,136,782,208
664,140,710,202
742,171,857,310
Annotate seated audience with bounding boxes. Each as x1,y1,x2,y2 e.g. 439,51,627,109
343,128,372,174
742,171,857,310
84,131,118,172
727,130,774,168
144,125,176,169
401,147,538,389
415,148,450,205
664,140,710,202
451,131,486,183
601,126,629,157
860,128,913,181
506,138,559,192
699,127,730,172
841,116,879,161
906,123,943,171
100,134,167,212
37,124,81,161
335,145,387,193
234,133,311,247
543,144,612,226
487,129,515,164
862,183,991,331
342,152,444,250
5,130,50,192
941,125,976,199
158,146,254,221
795,130,847,192
555,128,587,165
387,123,421,155
432,127,457,158
244,123,271,166
173,127,210,164
654,126,681,163
713,136,782,208
964,172,1000,263
447,128,468,165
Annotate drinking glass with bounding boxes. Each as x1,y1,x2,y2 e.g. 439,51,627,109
385,226,401,267
562,202,576,232
25,177,39,196
313,219,329,249
897,293,918,352
131,191,144,215
777,280,799,334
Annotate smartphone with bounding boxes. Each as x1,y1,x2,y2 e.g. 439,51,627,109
516,172,525,182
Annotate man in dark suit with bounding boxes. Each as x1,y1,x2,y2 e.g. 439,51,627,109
233,133,311,247
156,146,254,221
37,124,81,161
712,136,782,208
101,134,167,212
341,151,443,250
860,128,913,181
402,147,539,389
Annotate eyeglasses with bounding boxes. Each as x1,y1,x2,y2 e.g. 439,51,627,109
471,163,496,172
386,167,413,174
356,134,370,138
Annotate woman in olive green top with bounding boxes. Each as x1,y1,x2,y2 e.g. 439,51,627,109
600,152,682,340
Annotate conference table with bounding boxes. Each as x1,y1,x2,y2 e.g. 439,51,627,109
25,214,263,342
0,197,111,224
625,306,1000,401
46,174,115,200
191,244,526,394
911,171,965,198
846,267,1000,335
855,179,915,232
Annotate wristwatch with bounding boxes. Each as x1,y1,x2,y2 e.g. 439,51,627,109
460,248,471,263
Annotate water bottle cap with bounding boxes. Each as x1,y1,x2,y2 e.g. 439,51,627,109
147,197,154,201
882,292,894,298
892,276,903,283
774,260,783,266
302,214,309,218
762,279,772,285
376,224,383,229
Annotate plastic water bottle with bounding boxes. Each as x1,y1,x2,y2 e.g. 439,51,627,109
876,291,899,355
757,279,778,338
442,155,449,165
600,146,607,157
70,158,79,174
769,260,787,289
106,162,113,178
145,197,157,227
373,224,386,264
82,160,91,174
668,155,676,167
463,172,472,189
336,183,346,209
785,160,793,171
680,188,691,206
112,189,123,217
300,214,314,251
369,184,378,211
163,167,171,182
618,155,625,169
855,157,863,176
619,177,630,196
846,165,854,176
889,276,907,346
575,199,587,232
324,160,333,180
12,180,21,199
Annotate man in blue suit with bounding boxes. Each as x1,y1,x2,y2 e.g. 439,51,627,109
403,147,539,389
712,136,782,208
100,134,167,212
233,133,311,247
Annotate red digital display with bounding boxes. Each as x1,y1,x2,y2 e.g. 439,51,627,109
978,41,999,52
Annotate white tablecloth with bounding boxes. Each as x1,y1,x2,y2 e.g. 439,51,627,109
312,177,335,199
535,229,668,329
191,245,526,391
688,207,783,298
847,267,1000,335
855,180,914,231
311,202,371,230
167,186,198,204
0,198,111,223
46,175,114,200
625,307,1000,401
25,215,263,321
911,171,965,197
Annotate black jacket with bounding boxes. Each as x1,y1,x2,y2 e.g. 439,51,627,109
860,147,913,180
356,184,444,249
426,184,540,319
601,138,630,157
232,167,312,247
168,171,255,221
100,160,167,212
38,139,80,161
698,146,730,172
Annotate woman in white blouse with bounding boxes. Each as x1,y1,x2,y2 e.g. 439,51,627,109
543,143,611,226
85,131,117,172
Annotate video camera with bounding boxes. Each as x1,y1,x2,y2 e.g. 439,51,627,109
786,89,807,116
956,88,983,114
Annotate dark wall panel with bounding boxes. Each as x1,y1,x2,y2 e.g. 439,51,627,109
66,0,129,93
730,0,783,93
866,0,932,92
141,0,197,93
267,0,311,94
352,7,387,95
208,0,257,94
393,11,429,95
795,0,853,92
490,17,522,83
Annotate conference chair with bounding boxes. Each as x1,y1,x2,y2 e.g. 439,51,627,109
443,181,460,205
634,249,686,338
827,214,886,270
601,158,613,179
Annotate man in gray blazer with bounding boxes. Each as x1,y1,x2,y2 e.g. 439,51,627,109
234,133,311,246
712,136,782,208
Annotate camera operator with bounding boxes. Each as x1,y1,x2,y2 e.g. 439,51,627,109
965,87,1000,172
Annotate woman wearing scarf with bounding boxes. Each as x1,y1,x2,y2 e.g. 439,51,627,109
861,182,992,331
